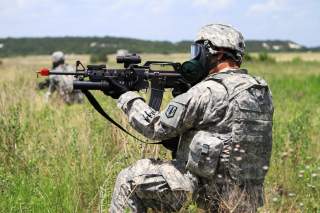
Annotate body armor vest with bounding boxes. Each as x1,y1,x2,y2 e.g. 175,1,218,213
207,69,273,184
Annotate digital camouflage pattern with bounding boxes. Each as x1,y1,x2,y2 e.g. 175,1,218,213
110,159,197,212
110,68,273,212
195,24,245,54
206,70,273,184
45,64,84,104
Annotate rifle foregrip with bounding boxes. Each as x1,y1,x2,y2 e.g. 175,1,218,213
149,88,164,111
73,81,110,90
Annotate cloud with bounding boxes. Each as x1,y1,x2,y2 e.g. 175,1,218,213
0,0,51,10
0,0,53,16
107,0,173,15
248,0,289,14
0,0,318,46
192,0,233,9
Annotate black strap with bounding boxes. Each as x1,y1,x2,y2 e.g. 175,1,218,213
81,90,161,144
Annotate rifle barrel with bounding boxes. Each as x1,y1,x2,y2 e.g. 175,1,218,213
48,71,80,75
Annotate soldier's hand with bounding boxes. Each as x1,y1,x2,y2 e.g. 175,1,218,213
103,78,129,99
172,79,191,97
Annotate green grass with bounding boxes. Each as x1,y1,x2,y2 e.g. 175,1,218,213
0,55,319,212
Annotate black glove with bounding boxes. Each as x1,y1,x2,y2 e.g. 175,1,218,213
172,79,191,97
161,136,179,158
103,78,129,99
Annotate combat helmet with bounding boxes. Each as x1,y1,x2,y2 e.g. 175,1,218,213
51,51,65,63
195,24,245,61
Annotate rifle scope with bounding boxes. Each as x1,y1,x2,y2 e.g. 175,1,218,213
116,54,141,68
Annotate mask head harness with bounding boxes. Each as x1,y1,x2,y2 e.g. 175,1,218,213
180,40,219,85
180,40,243,85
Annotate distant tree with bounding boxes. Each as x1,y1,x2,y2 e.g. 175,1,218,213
243,52,254,62
0,37,314,57
90,52,108,63
258,52,276,63
291,56,303,63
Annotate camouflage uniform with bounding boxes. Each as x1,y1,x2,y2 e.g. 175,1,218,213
110,68,273,212
110,24,273,212
45,64,84,104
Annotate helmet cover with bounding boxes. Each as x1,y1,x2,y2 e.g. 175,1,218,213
52,51,65,63
195,24,245,54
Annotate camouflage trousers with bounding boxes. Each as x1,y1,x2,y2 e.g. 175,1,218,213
62,90,84,105
109,158,198,213
196,179,264,213
109,158,264,213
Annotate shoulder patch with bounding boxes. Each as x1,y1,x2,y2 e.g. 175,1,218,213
165,105,178,118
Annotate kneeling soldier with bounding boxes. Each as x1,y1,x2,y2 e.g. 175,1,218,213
107,24,273,213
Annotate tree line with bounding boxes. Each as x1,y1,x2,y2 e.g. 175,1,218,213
0,36,315,57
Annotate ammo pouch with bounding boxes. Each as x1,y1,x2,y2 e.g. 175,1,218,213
186,131,223,179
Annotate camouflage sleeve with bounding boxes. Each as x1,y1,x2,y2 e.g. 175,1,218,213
45,75,59,96
117,81,227,140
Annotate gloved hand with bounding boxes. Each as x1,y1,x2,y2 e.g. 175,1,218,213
172,79,191,97
103,78,129,99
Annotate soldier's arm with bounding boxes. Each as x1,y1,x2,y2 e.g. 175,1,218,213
117,81,227,140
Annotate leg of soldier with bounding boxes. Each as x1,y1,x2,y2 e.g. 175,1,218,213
216,182,264,213
73,91,84,104
109,158,198,213
61,92,72,105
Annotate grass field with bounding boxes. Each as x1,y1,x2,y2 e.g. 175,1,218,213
252,52,320,62
0,53,320,212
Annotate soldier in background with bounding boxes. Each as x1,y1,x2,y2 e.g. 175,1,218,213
107,24,274,212
44,51,84,105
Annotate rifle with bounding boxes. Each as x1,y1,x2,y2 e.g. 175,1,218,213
37,54,189,149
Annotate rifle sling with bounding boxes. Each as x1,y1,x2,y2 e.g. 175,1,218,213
81,90,162,144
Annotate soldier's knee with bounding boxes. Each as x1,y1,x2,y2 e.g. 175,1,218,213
115,168,131,188
115,159,152,184
135,158,153,166
116,167,131,183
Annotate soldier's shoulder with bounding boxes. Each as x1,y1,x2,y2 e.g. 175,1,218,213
177,79,227,105
191,78,228,95
251,75,269,86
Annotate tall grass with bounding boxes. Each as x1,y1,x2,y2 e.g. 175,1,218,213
0,55,319,212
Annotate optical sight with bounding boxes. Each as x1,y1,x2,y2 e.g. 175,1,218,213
116,53,141,68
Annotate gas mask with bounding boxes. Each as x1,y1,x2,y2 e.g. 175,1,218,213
180,41,219,85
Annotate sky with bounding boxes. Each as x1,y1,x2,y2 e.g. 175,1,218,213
0,0,319,47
